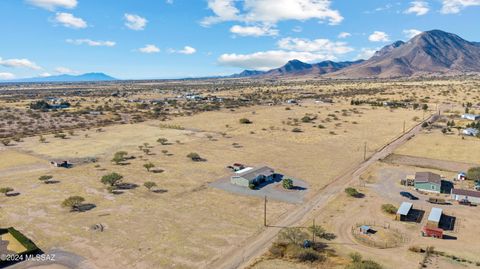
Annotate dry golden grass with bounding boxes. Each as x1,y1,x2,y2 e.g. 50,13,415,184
1,233,27,253
395,130,480,164
0,150,44,170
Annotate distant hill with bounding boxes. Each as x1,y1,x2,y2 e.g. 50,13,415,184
8,72,117,83
329,30,480,78
232,59,364,78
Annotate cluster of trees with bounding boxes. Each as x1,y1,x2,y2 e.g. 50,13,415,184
269,225,336,264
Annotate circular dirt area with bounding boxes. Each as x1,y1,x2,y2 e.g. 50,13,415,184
351,224,407,249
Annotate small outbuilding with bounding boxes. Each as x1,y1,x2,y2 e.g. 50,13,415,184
461,114,480,121
462,128,479,136
230,166,278,187
451,189,480,204
414,172,441,193
426,207,443,228
457,172,467,181
396,202,413,221
359,225,371,234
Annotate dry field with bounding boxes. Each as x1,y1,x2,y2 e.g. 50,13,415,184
2,78,480,269
0,99,423,269
396,129,480,164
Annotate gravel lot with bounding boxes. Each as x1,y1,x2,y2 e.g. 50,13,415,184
209,176,308,204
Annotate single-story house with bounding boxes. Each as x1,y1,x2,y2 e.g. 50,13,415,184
396,202,413,221
451,189,480,204
414,172,442,193
230,166,279,187
462,128,479,136
426,207,443,228
461,114,480,121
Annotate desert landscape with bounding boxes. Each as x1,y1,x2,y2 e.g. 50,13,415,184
2,1,480,268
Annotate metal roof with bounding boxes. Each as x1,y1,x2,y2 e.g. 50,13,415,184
452,189,480,198
428,208,443,222
234,166,274,181
415,172,441,185
235,167,253,174
396,202,413,216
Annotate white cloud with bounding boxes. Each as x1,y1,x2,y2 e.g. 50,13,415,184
39,72,52,77
55,67,77,74
0,57,41,70
441,0,480,13
405,1,429,15
277,37,353,54
27,0,77,11
355,48,377,60
168,46,197,55
218,32,357,70
66,39,116,47
218,50,335,70
338,32,351,38
139,44,160,53
0,72,15,80
176,46,197,55
403,29,422,38
368,31,390,42
230,25,278,37
55,12,87,29
201,0,343,26
124,13,147,30
292,26,303,33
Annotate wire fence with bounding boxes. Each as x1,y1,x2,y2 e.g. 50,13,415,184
351,221,408,249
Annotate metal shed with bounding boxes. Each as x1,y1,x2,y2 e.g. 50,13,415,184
396,202,413,221
427,207,443,228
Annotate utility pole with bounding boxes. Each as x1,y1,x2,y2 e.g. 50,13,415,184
312,219,316,243
264,195,267,227
403,120,406,134
363,142,367,161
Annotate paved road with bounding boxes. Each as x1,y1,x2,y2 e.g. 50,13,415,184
208,112,440,269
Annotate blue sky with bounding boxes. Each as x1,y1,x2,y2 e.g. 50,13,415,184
0,0,479,80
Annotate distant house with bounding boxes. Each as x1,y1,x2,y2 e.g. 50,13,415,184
414,172,441,193
50,160,72,168
426,208,443,228
461,114,480,121
457,172,467,181
451,189,480,204
462,128,479,136
230,166,280,187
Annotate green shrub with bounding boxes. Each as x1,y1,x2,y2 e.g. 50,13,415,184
381,204,397,214
239,118,252,124
345,187,361,197
282,178,293,189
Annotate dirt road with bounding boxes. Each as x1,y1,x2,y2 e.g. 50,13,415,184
208,113,440,269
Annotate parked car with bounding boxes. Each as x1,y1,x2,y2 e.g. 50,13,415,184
458,199,473,206
400,191,418,200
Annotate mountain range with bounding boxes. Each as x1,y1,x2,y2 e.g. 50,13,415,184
233,30,480,79
6,73,117,83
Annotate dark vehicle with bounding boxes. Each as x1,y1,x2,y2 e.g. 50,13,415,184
458,199,473,206
400,191,418,200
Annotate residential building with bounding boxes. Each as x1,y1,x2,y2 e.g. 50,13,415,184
451,189,480,204
414,172,442,193
230,166,278,187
